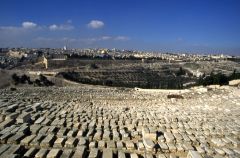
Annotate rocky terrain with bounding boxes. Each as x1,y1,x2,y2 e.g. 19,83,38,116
0,85,239,158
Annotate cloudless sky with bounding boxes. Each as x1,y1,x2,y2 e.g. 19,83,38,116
0,0,240,54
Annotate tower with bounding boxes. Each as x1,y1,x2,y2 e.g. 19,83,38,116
43,56,48,69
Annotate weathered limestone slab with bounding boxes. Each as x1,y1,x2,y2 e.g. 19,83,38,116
46,149,61,158
183,143,194,151
93,131,102,140
146,153,154,158
89,141,96,149
118,151,126,158
54,137,66,148
102,131,111,141
77,137,87,146
29,134,45,146
23,147,38,158
167,143,176,152
187,150,202,158
88,148,99,158
226,136,240,147
0,119,15,130
0,126,16,136
5,113,19,120
16,113,31,124
113,134,120,141
0,144,10,156
98,140,105,149
31,113,40,123
57,128,69,137
40,134,55,147
130,153,138,158
35,148,49,158
0,132,14,143
21,135,36,146
222,148,234,155
158,142,168,152
122,133,130,141
195,146,205,154
72,146,86,158
211,138,226,147
42,118,51,126
18,124,30,134
0,114,6,123
215,148,225,155
48,126,58,134
102,148,113,158
158,154,167,158
86,128,94,137
107,141,116,149
6,104,18,113
67,130,77,137
7,132,26,144
65,137,78,148
169,154,177,158
32,103,41,111
60,149,73,158
137,142,145,152
76,130,85,137
35,117,45,124
125,141,135,150
142,127,157,140
0,145,24,157
143,138,155,151
30,125,42,134
164,132,174,143
39,126,50,135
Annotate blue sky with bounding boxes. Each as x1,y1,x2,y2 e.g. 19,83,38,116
0,0,240,54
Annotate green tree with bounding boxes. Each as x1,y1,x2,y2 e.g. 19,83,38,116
12,73,20,85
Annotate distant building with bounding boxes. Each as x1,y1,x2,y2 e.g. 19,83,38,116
51,54,67,60
7,50,27,58
192,69,204,77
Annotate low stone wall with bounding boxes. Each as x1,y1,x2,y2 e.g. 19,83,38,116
28,71,57,76
229,79,240,86
134,87,191,94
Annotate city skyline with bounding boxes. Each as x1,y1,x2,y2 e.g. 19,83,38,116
0,0,240,55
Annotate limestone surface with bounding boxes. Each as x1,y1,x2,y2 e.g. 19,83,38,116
0,85,239,158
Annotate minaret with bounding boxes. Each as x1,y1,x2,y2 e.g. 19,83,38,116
63,45,67,51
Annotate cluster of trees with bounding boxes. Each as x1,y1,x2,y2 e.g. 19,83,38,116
89,63,99,69
58,71,187,89
12,74,54,87
58,71,113,86
197,70,240,86
12,74,32,84
35,75,54,86
176,67,186,76
167,94,184,99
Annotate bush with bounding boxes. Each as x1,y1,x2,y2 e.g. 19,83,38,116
197,70,240,86
38,74,54,86
167,94,184,99
90,63,99,69
11,73,53,87
10,87,17,91
176,67,185,76
12,73,20,85
20,74,29,84
229,69,240,80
